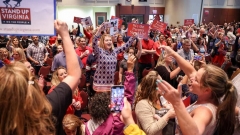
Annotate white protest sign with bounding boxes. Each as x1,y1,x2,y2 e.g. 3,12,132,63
81,17,92,27
110,19,118,36
0,0,55,35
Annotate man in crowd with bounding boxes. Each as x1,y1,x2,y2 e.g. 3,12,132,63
178,39,194,61
27,36,48,75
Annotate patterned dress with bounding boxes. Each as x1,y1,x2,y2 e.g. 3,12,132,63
92,35,135,91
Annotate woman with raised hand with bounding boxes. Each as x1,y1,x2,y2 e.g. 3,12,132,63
157,45,237,135
0,20,81,135
92,22,137,92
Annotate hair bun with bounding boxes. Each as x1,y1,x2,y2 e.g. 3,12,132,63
226,81,234,92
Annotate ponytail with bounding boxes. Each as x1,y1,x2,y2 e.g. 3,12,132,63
214,81,238,135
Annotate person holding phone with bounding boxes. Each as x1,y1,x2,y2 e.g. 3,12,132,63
85,55,137,134
92,22,137,92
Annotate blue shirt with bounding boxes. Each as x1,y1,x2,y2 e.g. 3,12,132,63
51,51,84,71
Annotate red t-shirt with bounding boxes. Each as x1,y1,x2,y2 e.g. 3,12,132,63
117,42,125,61
154,40,167,61
75,46,93,68
139,39,156,64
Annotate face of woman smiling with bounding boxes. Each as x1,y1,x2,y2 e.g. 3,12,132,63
104,36,113,50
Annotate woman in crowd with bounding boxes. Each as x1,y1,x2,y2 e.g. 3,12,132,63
85,55,136,135
155,53,181,88
117,34,126,61
0,48,13,65
196,37,207,55
157,45,237,135
119,40,142,84
212,32,226,66
166,38,176,51
49,66,82,116
62,114,85,135
92,22,137,91
12,48,26,61
6,37,23,54
0,20,81,135
134,71,175,135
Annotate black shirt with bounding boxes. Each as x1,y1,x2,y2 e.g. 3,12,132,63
46,82,72,135
155,65,178,88
0,37,9,48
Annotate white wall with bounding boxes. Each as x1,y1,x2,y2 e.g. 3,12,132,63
203,0,240,8
57,6,115,29
57,0,165,7
164,0,202,26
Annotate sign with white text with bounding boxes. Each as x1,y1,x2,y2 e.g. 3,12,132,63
127,23,149,39
0,0,56,35
184,19,194,26
110,19,118,36
151,19,167,33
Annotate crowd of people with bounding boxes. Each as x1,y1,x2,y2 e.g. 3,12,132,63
0,17,240,135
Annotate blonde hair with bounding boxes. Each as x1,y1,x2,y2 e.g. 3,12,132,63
99,34,114,50
1,48,11,60
0,62,55,135
62,114,83,135
51,66,66,86
134,71,161,108
13,48,26,61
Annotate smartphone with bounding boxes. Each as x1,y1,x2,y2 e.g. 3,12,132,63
193,55,202,61
110,85,124,112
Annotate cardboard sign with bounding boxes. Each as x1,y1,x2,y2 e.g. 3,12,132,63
184,19,194,26
0,0,56,35
151,19,167,33
110,19,118,36
127,23,149,39
81,17,92,27
73,16,82,23
111,16,123,29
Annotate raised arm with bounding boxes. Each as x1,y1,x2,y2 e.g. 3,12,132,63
161,46,196,78
55,20,81,90
92,24,105,56
136,38,142,59
124,55,136,104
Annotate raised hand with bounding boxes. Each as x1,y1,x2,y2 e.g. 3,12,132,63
54,20,69,38
127,55,136,72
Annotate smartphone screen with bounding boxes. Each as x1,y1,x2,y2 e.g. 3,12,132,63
110,85,124,112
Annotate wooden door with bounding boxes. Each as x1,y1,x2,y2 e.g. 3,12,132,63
95,12,107,27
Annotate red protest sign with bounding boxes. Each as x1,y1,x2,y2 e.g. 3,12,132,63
151,20,167,33
237,28,240,34
127,23,149,39
184,19,194,26
73,16,82,23
111,16,123,29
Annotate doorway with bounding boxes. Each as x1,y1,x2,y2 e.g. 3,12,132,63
95,12,107,27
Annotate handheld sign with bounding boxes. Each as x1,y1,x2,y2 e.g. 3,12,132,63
73,16,82,23
127,23,149,39
81,17,92,27
0,0,56,35
184,19,194,26
151,19,167,33
110,19,118,36
111,16,123,29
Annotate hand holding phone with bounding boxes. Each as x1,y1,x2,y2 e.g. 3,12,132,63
111,85,124,112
